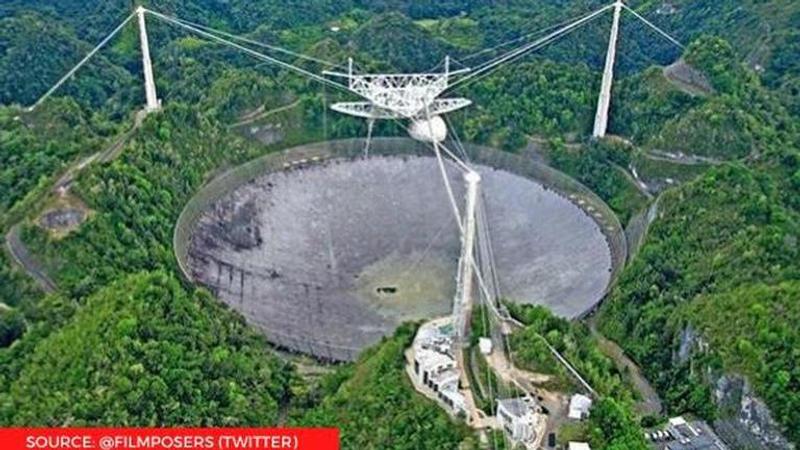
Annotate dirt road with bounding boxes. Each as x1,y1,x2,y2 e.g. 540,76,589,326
3,109,147,294
589,321,663,416
5,224,56,293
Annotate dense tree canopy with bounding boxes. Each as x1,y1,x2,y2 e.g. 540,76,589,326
295,323,471,449
0,271,294,426
600,154,800,441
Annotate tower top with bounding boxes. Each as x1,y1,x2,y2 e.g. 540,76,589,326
464,171,481,184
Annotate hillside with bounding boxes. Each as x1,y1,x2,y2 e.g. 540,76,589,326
0,271,294,425
599,54,800,447
295,324,472,449
0,13,136,108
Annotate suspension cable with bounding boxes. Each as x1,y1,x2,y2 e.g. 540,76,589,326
155,13,345,69
145,9,351,94
477,195,502,300
476,283,499,450
450,3,614,90
452,10,609,92
452,11,605,95
437,141,473,173
29,12,136,111
444,115,470,163
459,6,613,64
622,4,684,49
425,108,464,232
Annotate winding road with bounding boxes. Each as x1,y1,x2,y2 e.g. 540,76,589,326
2,110,147,295
4,224,57,293
588,319,663,416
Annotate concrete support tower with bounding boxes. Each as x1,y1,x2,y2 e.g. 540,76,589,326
137,6,160,112
454,170,481,342
592,0,623,138
453,170,481,393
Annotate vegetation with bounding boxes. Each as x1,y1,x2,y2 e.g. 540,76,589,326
0,246,40,311
0,271,294,425
17,104,274,298
352,13,449,72
507,305,650,449
462,60,597,149
652,97,756,159
630,153,709,186
611,67,701,142
295,323,471,450
598,35,800,448
0,100,110,217
416,16,483,50
0,13,136,108
508,304,635,403
0,308,26,348
688,282,800,432
600,139,800,441
546,139,648,224
586,398,649,450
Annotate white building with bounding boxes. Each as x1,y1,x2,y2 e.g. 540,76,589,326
433,370,465,413
568,442,591,450
479,337,493,355
497,397,538,444
568,394,593,420
411,324,466,415
414,349,454,386
651,416,729,450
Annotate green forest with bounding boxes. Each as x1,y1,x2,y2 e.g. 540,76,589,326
294,323,473,449
507,305,650,449
1,271,294,425
1,0,799,448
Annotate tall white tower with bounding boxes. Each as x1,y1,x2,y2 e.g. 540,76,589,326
137,6,161,112
592,0,623,138
454,170,481,343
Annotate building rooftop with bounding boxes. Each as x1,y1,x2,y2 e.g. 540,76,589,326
568,442,591,450
498,398,531,419
568,394,593,419
415,348,454,371
439,385,464,403
648,417,728,450
416,320,452,342
430,368,459,387
479,337,493,355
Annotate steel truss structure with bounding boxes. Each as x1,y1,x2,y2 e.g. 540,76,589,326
324,58,471,120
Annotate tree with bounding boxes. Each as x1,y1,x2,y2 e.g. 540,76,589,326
0,309,25,348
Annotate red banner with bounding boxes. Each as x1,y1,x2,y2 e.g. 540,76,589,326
0,428,339,450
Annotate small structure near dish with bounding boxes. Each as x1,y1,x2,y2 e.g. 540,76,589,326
478,337,493,355
568,393,593,420
496,397,544,446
